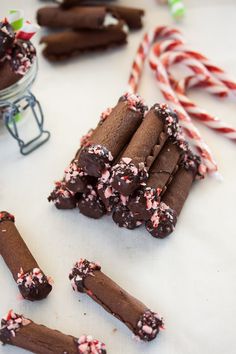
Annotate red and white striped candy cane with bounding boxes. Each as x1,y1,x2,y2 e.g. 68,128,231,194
158,50,236,139
182,50,236,93
128,26,182,94
174,75,236,140
150,34,235,97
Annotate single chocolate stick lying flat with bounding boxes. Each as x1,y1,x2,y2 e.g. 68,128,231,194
146,151,201,238
69,259,163,341
0,212,52,301
79,93,147,177
111,103,179,196
128,140,182,221
37,6,119,30
0,310,106,354
41,20,128,61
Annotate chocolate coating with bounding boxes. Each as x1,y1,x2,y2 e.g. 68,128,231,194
112,204,143,229
77,185,106,219
0,214,52,300
17,269,52,302
111,159,148,196
48,181,77,209
79,145,113,178
145,205,177,239
64,159,90,194
128,187,159,222
97,180,120,212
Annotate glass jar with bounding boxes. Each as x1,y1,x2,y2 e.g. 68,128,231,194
0,59,50,155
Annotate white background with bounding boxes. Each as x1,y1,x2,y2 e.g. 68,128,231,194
0,1,236,353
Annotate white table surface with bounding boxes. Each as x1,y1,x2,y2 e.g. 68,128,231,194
0,1,236,353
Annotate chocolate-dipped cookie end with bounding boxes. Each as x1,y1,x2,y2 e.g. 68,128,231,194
135,310,164,341
79,144,113,177
69,258,101,293
48,181,77,209
146,203,177,239
112,158,148,196
0,211,15,223
17,268,52,301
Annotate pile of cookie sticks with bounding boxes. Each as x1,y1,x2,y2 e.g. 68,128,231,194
49,26,236,239
37,0,144,60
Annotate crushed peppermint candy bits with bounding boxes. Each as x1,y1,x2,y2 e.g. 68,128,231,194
120,92,147,114
135,310,164,341
69,258,101,293
69,258,163,342
0,310,107,354
0,212,52,301
48,180,77,209
17,267,52,301
0,310,30,342
77,335,106,354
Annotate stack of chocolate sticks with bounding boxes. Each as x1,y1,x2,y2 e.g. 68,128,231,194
37,0,144,60
49,93,203,239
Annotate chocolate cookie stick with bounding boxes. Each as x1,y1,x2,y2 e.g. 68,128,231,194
59,2,145,29
79,93,147,177
37,6,119,30
111,103,179,196
128,140,182,221
0,212,52,301
0,310,106,354
40,21,128,61
146,151,201,238
69,259,163,341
